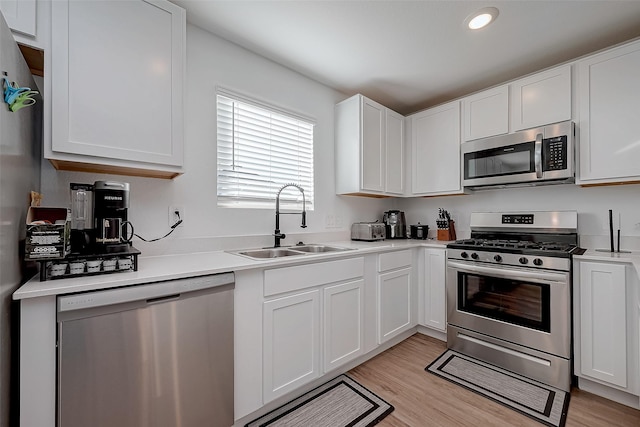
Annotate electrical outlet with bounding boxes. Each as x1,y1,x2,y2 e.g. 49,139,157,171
169,206,184,227
325,214,335,228
335,215,343,228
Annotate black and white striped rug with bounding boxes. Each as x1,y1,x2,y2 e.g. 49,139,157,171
245,375,394,427
427,350,570,427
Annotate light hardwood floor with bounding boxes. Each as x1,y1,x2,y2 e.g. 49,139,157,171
348,334,640,426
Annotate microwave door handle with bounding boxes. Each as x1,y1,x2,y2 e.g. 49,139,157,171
534,133,543,178
447,261,567,285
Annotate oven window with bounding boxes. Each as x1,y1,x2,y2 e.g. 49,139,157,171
458,272,550,332
464,141,534,179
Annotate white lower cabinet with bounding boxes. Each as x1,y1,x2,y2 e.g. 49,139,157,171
378,268,412,344
261,257,365,404
574,260,640,400
323,279,364,372
421,248,446,331
263,290,321,403
377,250,414,344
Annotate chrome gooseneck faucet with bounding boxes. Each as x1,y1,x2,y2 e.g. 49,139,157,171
274,183,306,247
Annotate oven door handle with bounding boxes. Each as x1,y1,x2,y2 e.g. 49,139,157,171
447,261,567,284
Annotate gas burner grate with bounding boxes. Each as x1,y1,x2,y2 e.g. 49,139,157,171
450,238,576,255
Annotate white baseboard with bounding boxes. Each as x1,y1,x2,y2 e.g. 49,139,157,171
416,325,446,342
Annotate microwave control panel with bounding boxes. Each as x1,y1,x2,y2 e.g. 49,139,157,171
543,136,567,171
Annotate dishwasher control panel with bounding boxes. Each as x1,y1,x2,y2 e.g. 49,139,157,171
57,272,235,312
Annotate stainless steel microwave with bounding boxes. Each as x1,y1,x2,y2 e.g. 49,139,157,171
462,121,574,189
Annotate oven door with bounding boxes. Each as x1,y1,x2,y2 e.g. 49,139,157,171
446,260,571,357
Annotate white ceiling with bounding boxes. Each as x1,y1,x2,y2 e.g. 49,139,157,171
171,1,640,115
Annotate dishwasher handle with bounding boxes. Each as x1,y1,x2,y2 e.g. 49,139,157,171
58,272,234,313
146,293,181,304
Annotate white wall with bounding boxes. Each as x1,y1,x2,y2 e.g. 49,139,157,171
39,24,391,255
397,183,640,249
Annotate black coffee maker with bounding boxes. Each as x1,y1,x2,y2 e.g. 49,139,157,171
94,181,132,252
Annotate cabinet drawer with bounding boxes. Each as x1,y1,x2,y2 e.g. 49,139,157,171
378,250,412,272
264,257,364,297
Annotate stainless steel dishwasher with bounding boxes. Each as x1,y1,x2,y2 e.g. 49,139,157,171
57,273,234,427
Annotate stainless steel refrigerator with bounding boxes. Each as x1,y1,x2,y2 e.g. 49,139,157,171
0,12,42,427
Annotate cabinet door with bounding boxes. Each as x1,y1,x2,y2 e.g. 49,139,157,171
463,85,509,141
385,109,404,195
411,101,461,195
0,0,36,36
361,97,385,192
263,290,320,403
422,248,446,331
377,267,412,344
50,0,184,169
511,65,571,131
578,262,627,388
578,41,640,183
323,279,364,372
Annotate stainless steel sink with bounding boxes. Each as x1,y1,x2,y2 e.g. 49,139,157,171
230,244,353,260
292,244,352,253
236,248,305,259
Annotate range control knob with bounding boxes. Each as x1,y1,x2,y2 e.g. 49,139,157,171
519,257,529,265
471,253,479,260
460,252,469,259
493,255,502,262
533,258,543,266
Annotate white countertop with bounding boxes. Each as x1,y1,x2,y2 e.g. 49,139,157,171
574,249,640,277
14,239,449,300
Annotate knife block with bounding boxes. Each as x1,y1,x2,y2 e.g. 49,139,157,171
437,221,457,241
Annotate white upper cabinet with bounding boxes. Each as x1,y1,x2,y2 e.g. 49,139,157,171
511,65,571,131
385,109,405,195
463,85,509,141
0,0,36,36
577,39,640,185
463,65,572,141
409,100,462,196
47,0,185,179
361,97,385,192
1,0,49,52
335,94,404,196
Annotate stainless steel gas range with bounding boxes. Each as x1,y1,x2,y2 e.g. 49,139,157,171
446,211,583,392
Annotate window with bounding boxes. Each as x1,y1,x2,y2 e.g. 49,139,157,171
216,89,315,210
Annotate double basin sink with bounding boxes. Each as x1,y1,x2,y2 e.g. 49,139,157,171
231,244,353,260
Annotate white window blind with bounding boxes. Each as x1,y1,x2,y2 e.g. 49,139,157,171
216,91,315,209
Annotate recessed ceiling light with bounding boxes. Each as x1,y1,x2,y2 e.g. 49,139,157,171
465,7,499,30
